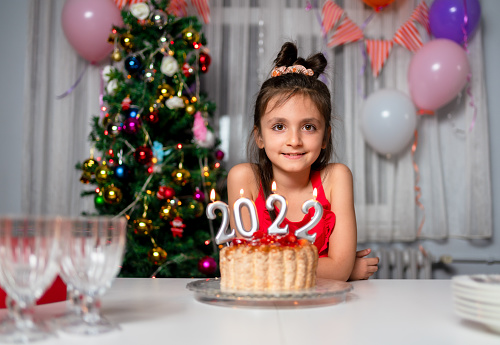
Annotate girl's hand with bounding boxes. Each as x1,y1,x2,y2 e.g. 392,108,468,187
348,248,379,281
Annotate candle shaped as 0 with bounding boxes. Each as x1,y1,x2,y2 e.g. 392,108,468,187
206,189,235,244
233,189,259,238
266,182,289,235
294,188,322,242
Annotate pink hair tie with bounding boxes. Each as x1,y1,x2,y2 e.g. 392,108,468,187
271,64,314,77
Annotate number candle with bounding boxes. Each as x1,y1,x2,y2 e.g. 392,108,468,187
206,189,235,244
233,189,259,238
294,188,322,243
266,181,289,235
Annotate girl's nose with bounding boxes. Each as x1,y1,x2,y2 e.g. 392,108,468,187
287,129,302,146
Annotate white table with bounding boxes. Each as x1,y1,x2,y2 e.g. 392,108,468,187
3,278,499,344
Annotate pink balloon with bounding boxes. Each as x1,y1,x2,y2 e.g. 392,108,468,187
62,0,123,64
408,39,470,111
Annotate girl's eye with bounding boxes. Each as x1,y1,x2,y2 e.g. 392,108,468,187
303,124,316,131
272,124,285,131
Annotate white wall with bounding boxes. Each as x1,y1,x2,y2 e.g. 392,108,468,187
1,0,498,277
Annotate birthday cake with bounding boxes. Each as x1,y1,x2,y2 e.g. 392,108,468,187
219,232,318,292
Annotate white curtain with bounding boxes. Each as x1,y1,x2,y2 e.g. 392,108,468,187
24,0,492,240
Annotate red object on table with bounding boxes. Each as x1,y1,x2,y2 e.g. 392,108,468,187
0,276,67,308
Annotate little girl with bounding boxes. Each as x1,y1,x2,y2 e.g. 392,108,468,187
227,42,378,281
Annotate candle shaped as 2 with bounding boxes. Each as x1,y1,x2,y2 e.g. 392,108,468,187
206,189,235,244
294,188,322,242
233,189,259,238
266,181,289,235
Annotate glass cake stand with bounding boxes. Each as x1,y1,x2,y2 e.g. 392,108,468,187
186,278,353,308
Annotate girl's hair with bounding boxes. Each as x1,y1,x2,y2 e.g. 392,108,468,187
247,42,333,199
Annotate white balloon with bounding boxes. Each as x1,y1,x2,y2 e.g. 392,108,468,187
360,89,418,155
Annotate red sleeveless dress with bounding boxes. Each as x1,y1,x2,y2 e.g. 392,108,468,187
254,170,336,257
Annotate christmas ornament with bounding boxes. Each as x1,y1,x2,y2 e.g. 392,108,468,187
127,105,140,118
145,110,159,123
94,193,105,206
134,145,153,165
103,185,123,204
144,64,156,82
199,52,211,73
120,33,134,51
95,164,112,184
171,166,191,186
166,96,185,109
148,246,167,265
80,171,92,184
164,186,176,199
133,217,153,235
111,48,122,62
82,157,98,174
121,96,132,111
188,199,204,217
215,149,225,161
159,204,177,220
170,216,186,238
193,187,205,201
157,185,169,200
105,122,121,137
182,28,199,43
198,256,217,275
157,83,175,99
122,117,141,135
150,10,168,28
114,164,130,180
182,62,194,78
130,2,150,20
125,56,142,74
185,104,196,115
152,141,165,163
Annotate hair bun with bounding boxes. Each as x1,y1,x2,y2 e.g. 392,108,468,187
273,42,327,78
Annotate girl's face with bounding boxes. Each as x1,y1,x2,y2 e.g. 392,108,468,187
255,93,328,176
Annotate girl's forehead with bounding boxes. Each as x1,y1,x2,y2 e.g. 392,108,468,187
263,93,322,119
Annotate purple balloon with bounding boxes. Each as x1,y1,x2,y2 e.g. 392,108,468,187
429,0,481,45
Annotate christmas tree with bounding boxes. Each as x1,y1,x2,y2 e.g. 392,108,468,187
77,0,226,278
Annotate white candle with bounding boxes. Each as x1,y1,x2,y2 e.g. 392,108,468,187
266,181,289,235
206,189,235,244
294,188,322,243
233,189,259,238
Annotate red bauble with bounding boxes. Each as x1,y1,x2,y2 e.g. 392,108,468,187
182,62,194,77
199,52,211,66
157,185,175,200
198,256,217,275
145,110,159,124
134,145,153,165
215,149,224,161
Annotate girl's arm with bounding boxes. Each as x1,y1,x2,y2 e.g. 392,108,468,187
316,163,357,281
226,163,259,232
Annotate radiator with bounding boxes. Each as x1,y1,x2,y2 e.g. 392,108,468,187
372,248,433,279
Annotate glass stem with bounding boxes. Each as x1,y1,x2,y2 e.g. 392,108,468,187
80,295,102,325
67,286,81,315
7,297,35,329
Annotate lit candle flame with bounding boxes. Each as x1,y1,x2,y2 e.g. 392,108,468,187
272,181,277,193
240,189,244,197
210,189,215,202
313,188,318,200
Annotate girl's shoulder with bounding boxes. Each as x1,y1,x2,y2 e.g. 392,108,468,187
319,163,353,197
227,163,260,197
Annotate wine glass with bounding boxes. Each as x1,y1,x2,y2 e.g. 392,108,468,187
0,215,61,343
59,216,127,335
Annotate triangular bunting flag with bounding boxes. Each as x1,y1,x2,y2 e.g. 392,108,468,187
322,0,344,34
167,0,188,17
365,39,394,77
327,16,364,48
191,0,211,24
114,0,145,10
410,1,430,34
393,20,423,53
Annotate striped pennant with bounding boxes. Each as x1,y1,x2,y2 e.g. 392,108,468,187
114,0,145,10
365,39,394,77
410,1,430,34
321,0,344,33
191,0,210,24
393,20,423,53
327,16,363,48
167,0,188,17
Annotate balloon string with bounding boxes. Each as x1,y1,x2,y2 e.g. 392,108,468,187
357,12,375,98
460,0,478,132
56,63,89,99
411,130,425,238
